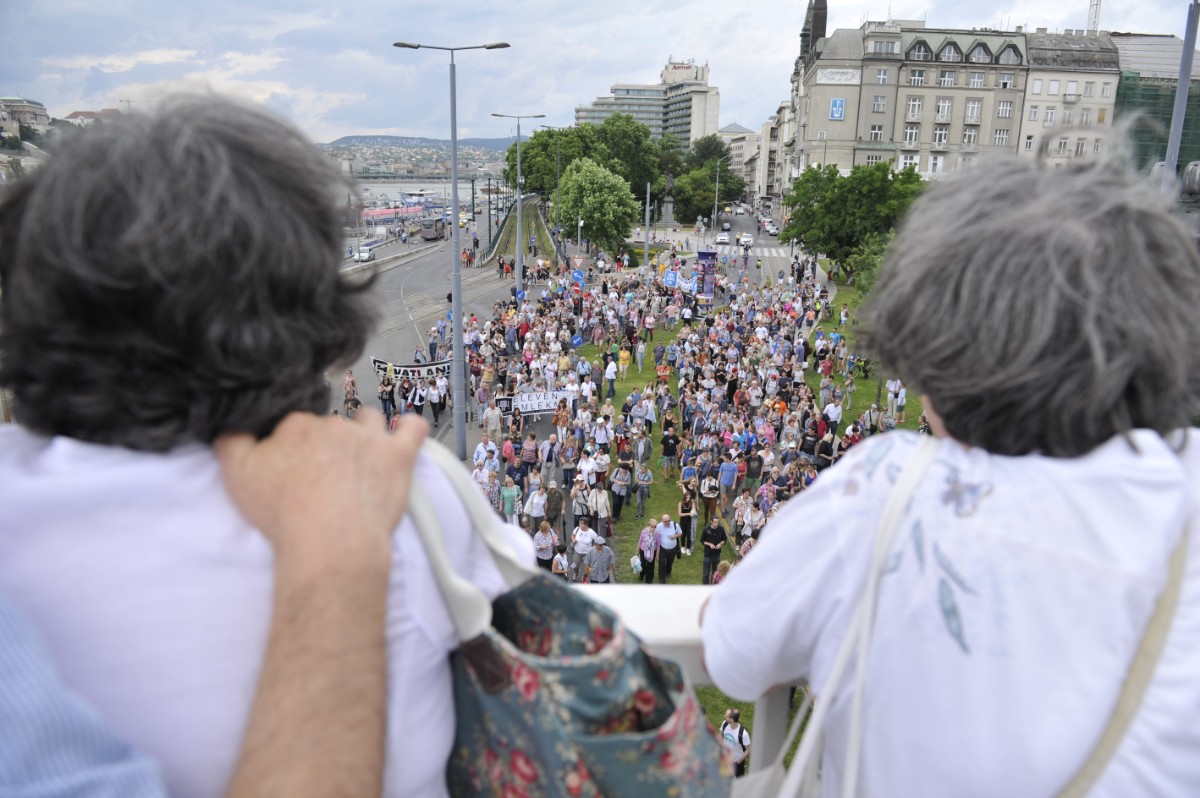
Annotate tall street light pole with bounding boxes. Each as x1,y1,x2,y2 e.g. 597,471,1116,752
492,111,544,297
540,124,567,264
394,40,510,462
711,154,733,244
487,176,493,250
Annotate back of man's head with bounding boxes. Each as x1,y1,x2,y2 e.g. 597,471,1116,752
0,94,374,450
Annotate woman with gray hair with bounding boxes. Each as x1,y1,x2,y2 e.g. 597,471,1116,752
702,142,1200,796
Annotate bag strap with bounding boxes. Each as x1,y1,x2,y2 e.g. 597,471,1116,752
407,440,537,642
773,436,939,798
1056,526,1189,798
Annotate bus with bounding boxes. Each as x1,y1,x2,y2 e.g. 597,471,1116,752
420,218,445,241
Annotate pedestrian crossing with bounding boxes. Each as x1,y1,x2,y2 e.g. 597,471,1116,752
710,245,795,259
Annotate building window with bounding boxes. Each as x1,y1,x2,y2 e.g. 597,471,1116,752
1044,107,1056,126
1101,82,1112,98
969,45,991,63
999,72,1015,89
900,153,919,170
997,100,1013,118
960,155,976,169
865,154,883,165
817,130,827,140
907,96,923,117
1084,81,1095,96
877,68,889,84
1032,78,1043,94
1028,105,1039,121
869,124,884,141
965,99,982,122
910,42,931,60
1057,136,1070,154
1097,108,1106,124
963,127,978,144
1066,80,1078,95
998,46,1022,65
939,43,962,62
928,154,944,173
1063,109,1073,126
939,70,956,87
936,98,952,119
1080,108,1092,127
909,69,926,86
1024,134,1034,151
904,124,920,145
969,71,984,88
1094,138,1102,153
933,126,949,144
873,95,886,112
993,129,1009,146
1049,79,1060,95
1075,138,1087,157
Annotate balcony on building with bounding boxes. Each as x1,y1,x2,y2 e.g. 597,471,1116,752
898,139,921,151
930,140,949,152
855,138,897,151
960,142,980,154
963,114,981,125
585,585,796,771
935,113,951,124
1063,93,1081,104
905,110,923,123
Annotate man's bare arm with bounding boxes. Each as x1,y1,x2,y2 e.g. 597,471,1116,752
215,410,428,798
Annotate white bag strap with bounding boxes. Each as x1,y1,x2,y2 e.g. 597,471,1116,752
407,440,538,642
773,436,939,798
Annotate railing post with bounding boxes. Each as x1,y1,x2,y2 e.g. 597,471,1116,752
751,684,793,772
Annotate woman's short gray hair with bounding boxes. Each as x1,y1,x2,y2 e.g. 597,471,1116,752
860,138,1200,457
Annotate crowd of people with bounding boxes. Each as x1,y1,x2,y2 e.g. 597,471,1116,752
404,226,926,587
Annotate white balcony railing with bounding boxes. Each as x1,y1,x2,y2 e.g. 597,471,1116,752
963,114,981,125
585,585,794,771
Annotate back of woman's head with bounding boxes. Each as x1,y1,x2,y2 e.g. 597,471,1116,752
0,93,375,450
860,136,1200,456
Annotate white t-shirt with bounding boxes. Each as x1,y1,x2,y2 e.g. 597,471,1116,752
702,430,1200,798
0,426,534,798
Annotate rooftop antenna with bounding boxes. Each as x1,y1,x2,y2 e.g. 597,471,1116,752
118,99,134,113
1087,0,1101,32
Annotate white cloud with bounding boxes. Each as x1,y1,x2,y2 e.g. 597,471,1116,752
43,48,198,73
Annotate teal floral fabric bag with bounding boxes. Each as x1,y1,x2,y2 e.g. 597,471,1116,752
410,442,732,798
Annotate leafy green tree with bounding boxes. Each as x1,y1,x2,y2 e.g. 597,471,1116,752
781,161,922,282
685,134,730,170
18,124,43,149
655,133,686,180
842,230,892,293
553,157,641,256
502,125,611,197
596,114,659,198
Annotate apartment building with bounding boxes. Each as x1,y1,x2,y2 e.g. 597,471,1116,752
575,59,720,145
1016,31,1120,162
1110,33,1200,171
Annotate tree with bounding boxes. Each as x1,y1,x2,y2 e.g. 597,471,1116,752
842,231,892,293
685,134,731,171
781,161,922,282
18,123,43,149
553,158,641,256
596,114,659,199
502,125,609,197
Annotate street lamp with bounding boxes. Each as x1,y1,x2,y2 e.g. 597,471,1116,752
711,154,733,243
492,111,544,296
393,40,510,462
577,217,584,256
540,124,568,264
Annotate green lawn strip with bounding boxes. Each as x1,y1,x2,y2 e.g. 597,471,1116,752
815,270,923,431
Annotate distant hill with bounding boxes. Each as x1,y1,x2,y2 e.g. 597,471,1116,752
323,134,523,150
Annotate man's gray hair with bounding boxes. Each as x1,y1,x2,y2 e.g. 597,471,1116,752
860,137,1200,457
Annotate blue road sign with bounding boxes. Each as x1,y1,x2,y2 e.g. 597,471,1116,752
572,269,586,284
516,290,526,300
571,335,585,348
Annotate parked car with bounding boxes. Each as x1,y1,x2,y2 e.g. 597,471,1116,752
354,247,376,262
715,231,731,244
739,233,754,246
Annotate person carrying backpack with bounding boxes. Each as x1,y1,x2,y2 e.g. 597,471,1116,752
720,708,752,777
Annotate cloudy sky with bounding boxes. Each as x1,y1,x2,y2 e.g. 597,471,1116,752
1,0,1190,144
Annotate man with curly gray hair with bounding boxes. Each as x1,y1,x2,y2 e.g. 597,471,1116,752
704,139,1200,796
0,95,532,798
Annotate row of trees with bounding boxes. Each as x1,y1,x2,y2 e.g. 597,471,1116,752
780,162,924,291
501,115,747,256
